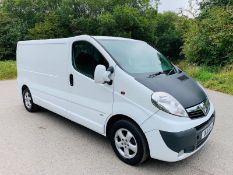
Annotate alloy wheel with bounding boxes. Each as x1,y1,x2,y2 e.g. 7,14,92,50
24,91,32,109
114,128,138,159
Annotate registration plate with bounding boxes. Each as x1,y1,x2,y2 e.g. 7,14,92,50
202,122,213,139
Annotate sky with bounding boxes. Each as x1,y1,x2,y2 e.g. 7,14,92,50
157,0,201,17
158,0,189,13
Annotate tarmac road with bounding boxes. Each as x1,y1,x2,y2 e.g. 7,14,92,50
0,80,233,175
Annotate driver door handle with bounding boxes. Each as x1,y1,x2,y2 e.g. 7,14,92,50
69,74,74,86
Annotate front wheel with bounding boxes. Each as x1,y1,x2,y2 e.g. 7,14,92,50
109,120,150,165
23,88,40,112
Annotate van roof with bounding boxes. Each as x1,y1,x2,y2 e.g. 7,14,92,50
17,35,140,45
92,36,138,41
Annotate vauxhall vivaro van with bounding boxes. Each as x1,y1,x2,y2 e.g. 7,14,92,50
17,35,215,165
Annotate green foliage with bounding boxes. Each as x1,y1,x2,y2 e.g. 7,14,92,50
0,0,167,60
183,7,233,66
0,61,17,80
70,17,98,35
154,12,184,60
0,0,64,59
26,12,70,39
0,12,24,60
200,0,233,10
97,13,117,36
97,6,157,40
2,0,62,25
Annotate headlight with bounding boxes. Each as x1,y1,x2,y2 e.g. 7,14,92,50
151,92,188,117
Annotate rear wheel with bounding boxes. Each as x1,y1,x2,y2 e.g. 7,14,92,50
23,88,40,112
109,120,149,165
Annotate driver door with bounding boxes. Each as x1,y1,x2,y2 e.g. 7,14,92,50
67,40,114,134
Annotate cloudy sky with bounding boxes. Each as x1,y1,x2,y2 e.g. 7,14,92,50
157,0,201,17
158,0,189,13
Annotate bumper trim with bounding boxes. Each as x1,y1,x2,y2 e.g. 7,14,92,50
160,113,215,153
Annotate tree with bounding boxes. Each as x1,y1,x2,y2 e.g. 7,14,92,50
0,12,23,60
97,13,117,36
2,0,186,60
200,0,233,10
2,0,62,23
154,12,184,60
183,7,233,66
27,12,70,39
59,0,153,19
96,6,157,44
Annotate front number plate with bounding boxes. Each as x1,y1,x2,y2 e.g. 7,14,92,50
202,122,213,139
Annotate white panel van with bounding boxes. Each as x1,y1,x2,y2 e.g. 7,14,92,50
17,35,215,165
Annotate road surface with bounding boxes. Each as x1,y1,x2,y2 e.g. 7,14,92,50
0,80,232,175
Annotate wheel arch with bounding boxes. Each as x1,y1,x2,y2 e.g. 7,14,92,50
22,84,29,94
105,114,145,138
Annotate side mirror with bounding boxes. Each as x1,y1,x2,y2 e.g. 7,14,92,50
94,65,112,84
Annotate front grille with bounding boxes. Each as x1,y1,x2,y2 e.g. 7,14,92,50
188,109,205,119
186,98,210,119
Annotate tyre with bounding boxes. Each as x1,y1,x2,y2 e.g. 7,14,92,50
22,88,40,112
109,120,150,165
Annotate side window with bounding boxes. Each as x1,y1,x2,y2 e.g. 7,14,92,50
72,41,109,79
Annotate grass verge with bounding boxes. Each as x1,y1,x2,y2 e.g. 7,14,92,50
177,61,233,95
0,61,17,80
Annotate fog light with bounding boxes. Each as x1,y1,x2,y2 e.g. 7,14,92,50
178,150,184,157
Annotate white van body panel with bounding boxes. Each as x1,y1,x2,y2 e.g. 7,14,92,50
110,66,159,125
17,40,70,117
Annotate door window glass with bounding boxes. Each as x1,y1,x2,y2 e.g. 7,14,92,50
72,41,109,79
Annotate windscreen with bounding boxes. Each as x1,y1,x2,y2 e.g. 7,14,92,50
98,39,174,74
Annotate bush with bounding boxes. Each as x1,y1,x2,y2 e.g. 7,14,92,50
183,7,233,66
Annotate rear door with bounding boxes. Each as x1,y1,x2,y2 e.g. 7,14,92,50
67,39,114,134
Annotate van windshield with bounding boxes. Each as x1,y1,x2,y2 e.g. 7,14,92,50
97,39,175,75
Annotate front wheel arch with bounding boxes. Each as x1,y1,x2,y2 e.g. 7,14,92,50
106,114,140,138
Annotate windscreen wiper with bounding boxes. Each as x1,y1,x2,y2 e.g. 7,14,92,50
167,67,176,75
147,71,165,78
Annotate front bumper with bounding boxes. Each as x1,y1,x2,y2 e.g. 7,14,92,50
142,102,215,162
160,113,215,154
